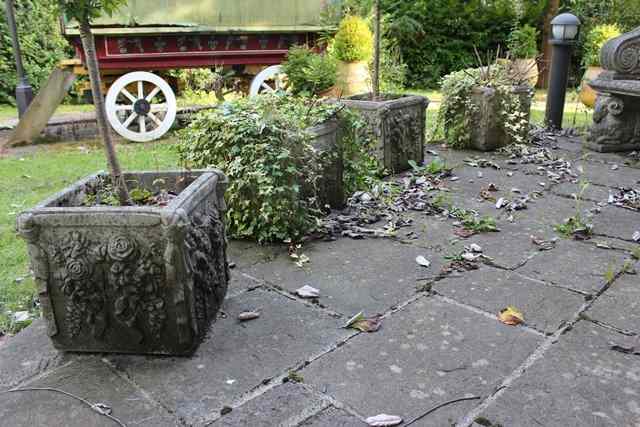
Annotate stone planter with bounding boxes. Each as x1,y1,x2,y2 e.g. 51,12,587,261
579,66,604,108
306,120,344,208
16,170,229,355
338,94,429,173
464,85,533,151
510,58,539,87
336,61,370,97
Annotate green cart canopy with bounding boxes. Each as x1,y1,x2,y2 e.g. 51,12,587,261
64,0,336,35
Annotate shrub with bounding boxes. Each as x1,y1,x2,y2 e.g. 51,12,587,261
582,24,622,67
438,63,531,149
0,0,68,104
333,16,374,62
508,25,539,59
177,95,378,242
281,46,337,95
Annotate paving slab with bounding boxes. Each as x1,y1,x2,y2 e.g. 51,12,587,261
591,205,640,243
301,297,542,427
551,181,612,204
573,159,640,189
0,319,66,391
212,382,329,426
474,321,640,427
299,406,366,426
227,270,262,298
243,238,443,316
434,266,584,333
227,239,286,272
587,266,640,333
0,357,175,427
517,239,628,294
108,288,349,426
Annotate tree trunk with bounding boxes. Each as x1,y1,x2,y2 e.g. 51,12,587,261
539,0,560,89
372,0,381,99
78,20,130,205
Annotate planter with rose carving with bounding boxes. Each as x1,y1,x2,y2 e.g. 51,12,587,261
16,170,229,355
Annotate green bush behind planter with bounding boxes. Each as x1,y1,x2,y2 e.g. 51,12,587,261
178,95,378,243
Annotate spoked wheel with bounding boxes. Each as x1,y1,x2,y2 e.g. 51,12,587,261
106,72,177,142
249,65,289,96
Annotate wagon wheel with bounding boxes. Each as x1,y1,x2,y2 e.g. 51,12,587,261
106,72,177,142
249,65,289,97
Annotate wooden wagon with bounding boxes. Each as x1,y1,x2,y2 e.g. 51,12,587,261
62,0,333,142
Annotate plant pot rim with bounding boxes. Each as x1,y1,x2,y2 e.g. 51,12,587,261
20,169,227,218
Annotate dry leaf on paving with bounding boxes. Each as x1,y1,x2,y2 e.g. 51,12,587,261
415,256,431,268
344,312,383,333
454,228,476,239
498,306,524,326
296,285,320,298
365,414,403,426
237,310,261,322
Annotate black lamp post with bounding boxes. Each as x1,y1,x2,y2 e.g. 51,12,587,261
4,0,34,117
545,13,581,130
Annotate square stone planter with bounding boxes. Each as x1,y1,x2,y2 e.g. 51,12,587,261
16,170,229,356
465,85,533,151
338,94,429,173
306,119,344,208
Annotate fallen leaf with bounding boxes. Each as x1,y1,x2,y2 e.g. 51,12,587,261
454,228,476,239
416,256,431,268
633,231,640,242
498,306,524,326
237,310,261,322
531,235,557,251
344,312,383,333
495,198,508,209
461,252,481,261
366,414,403,426
468,243,483,253
296,285,320,298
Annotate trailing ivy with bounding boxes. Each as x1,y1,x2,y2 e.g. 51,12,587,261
177,95,378,243
438,63,531,149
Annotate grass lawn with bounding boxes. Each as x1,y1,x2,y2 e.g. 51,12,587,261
0,139,180,334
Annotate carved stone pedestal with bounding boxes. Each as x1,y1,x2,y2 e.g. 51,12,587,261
17,170,229,355
586,82,640,152
587,27,640,152
337,94,429,173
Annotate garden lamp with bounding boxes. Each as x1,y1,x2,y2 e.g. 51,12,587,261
545,13,581,129
3,0,34,118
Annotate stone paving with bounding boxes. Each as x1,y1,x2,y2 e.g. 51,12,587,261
1,136,640,426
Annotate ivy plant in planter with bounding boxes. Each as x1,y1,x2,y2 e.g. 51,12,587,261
178,94,378,243
438,63,533,151
15,1,230,355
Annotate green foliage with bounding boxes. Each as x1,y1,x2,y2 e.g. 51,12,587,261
56,0,127,23
438,63,531,149
281,46,337,96
333,15,374,62
177,95,378,243
508,25,539,59
582,24,622,67
0,0,68,105
451,207,498,233
380,0,546,88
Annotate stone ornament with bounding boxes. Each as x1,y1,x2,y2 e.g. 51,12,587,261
17,171,229,355
587,26,640,152
600,27,640,77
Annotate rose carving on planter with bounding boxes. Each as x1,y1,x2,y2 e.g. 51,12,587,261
108,235,136,261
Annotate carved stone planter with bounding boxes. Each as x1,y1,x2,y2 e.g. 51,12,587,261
16,170,229,355
463,85,533,151
307,120,344,208
587,27,640,152
338,94,429,173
